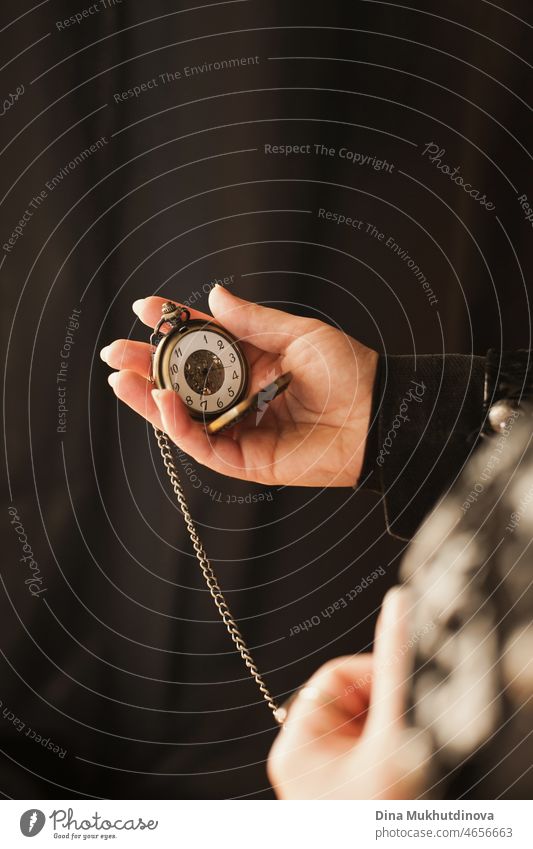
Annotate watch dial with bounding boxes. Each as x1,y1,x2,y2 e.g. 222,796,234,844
184,350,225,395
165,326,246,416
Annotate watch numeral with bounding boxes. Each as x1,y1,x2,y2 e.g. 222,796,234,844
217,339,224,349
171,363,179,375
200,400,207,410
203,334,208,344
175,347,182,357
173,382,180,391
217,398,224,408
229,353,236,363
232,370,238,380
186,396,193,406
228,387,234,397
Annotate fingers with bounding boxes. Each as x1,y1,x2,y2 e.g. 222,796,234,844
107,370,248,479
107,370,163,430
99,330,269,384
128,290,310,365
384,727,433,799
268,655,373,797
150,389,250,477
208,285,318,354
281,655,374,742
132,296,212,329
101,340,152,379
100,341,283,427
366,586,413,734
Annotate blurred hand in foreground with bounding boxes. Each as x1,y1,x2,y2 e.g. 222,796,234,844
267,587,432,799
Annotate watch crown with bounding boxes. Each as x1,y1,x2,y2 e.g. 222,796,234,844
162,301,178,316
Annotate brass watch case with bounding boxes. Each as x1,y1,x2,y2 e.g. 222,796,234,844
152,319,249,421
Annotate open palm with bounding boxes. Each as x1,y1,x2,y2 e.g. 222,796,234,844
101,286,378,488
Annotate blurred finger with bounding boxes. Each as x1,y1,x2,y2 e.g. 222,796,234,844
281,655,374,742
387,727,433,799
367,586,413,734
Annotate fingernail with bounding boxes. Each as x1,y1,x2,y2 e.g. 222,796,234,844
108,372,118,388
132,298,144,315
100,345,110,362
151,389,165,404
210,283,228,296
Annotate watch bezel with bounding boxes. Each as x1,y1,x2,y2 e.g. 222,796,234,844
152,318,249,420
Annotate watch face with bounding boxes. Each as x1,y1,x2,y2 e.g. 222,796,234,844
154,320,248,419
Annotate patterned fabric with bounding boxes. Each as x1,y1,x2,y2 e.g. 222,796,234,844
402,413,533,799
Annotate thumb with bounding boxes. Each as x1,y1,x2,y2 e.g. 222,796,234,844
353,725,433,800
386,727,433,799
208,286,316,354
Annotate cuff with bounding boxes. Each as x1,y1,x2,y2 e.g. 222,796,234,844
358,354,485,540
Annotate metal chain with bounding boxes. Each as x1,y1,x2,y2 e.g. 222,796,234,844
153,426,282,724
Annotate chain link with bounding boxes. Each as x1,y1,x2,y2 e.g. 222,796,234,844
153,426,282,724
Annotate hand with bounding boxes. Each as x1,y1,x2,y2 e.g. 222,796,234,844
101,286,378,487
267,587,431,799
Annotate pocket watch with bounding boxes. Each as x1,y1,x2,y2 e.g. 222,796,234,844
150,300,291,434
148,300,292,724
151,302,249,421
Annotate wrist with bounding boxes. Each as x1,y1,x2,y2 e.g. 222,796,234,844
348,346,379,486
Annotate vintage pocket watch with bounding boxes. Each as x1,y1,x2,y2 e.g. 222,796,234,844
151,301,291,434
149,300,292,723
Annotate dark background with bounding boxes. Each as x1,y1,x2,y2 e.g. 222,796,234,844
1,0,531,798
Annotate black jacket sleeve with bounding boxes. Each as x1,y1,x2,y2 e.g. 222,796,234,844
358,354,486,540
